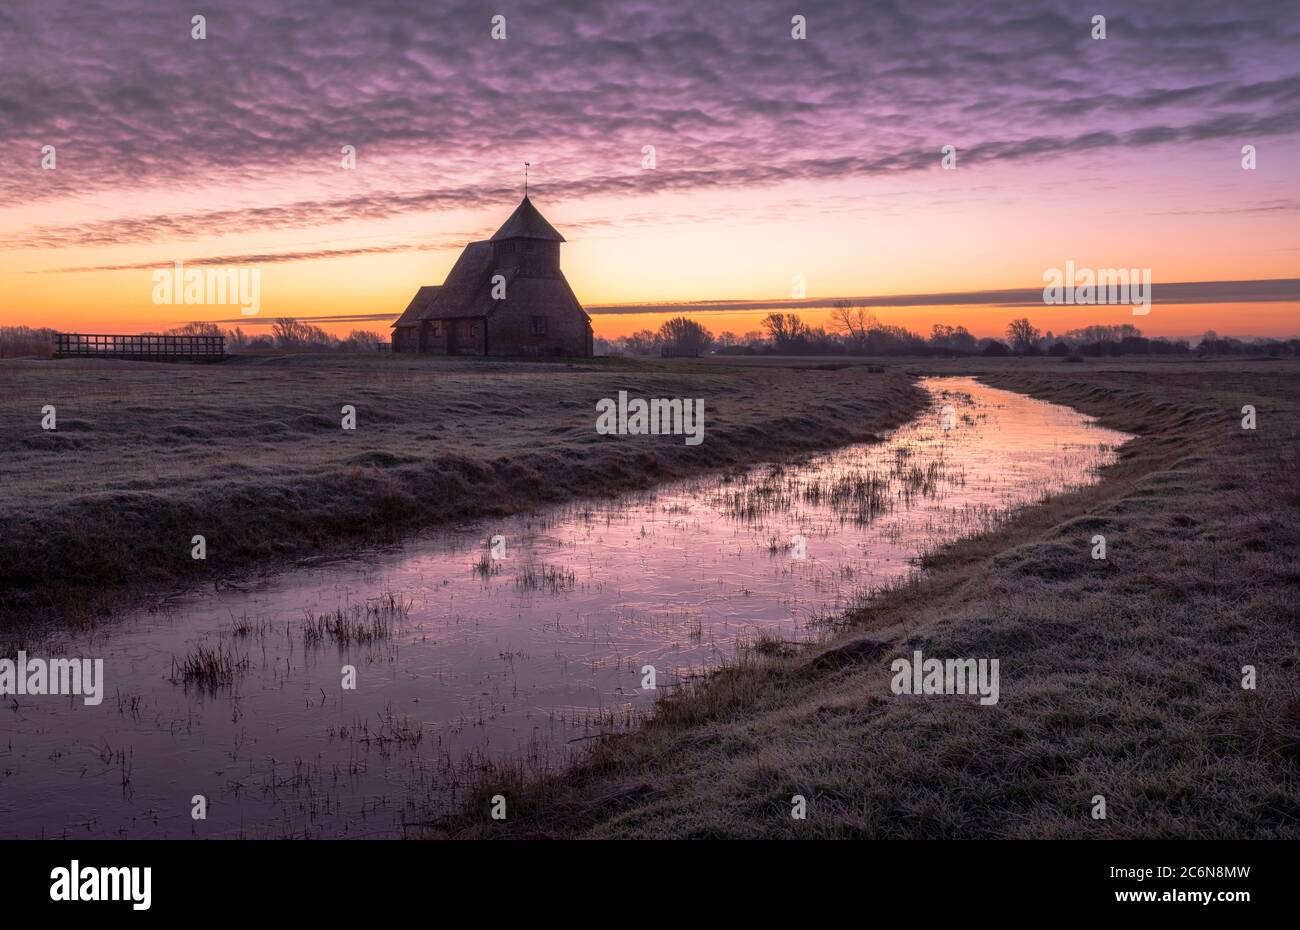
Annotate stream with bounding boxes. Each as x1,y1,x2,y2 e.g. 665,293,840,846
0,376,1132,838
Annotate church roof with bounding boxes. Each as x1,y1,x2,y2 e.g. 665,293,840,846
393,197,585,329
490,196,565,242
417,240,497,319
392,285,440,327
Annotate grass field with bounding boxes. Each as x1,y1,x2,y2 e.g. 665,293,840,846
0,352,922,635
6,352,1296,839
433,357,1300,838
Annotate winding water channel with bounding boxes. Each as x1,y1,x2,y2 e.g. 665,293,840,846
0,377,1132,838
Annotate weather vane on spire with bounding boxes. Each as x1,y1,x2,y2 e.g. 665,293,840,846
524,162,530,198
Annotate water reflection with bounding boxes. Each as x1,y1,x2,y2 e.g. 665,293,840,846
0,377,1130,838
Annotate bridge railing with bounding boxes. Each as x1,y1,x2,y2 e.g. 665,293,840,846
55,333,225,361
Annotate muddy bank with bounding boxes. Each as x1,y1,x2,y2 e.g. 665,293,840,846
0,355,923,636
435,360,1300,839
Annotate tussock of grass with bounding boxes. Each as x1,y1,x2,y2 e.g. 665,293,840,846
514,564,576,593
301,593,409,646
171,642,249,689
228,611,270,638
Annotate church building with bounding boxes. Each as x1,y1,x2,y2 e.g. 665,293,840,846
391,197,593,356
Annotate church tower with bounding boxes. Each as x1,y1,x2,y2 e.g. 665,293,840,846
489,196,564,277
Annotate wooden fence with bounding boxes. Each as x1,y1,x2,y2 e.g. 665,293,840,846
55,333,225,362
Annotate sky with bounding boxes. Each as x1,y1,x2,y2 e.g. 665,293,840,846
2,0,1298,340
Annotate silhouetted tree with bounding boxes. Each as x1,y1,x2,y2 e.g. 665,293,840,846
656,316,714,355
762,312,809,350
830,301,873,352
1005,318,1042,354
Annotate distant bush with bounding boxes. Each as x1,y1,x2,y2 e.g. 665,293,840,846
169,321,386,353
0,326,58,358
657,316,713,356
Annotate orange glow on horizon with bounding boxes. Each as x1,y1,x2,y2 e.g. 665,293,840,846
4,155,1298,341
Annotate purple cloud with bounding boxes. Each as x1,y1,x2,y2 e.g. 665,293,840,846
1,0,1296,247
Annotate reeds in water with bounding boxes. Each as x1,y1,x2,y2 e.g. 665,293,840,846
301,593,410,646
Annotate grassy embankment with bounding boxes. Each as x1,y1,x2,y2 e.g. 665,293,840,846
439,358,1300,839
0,353,923,637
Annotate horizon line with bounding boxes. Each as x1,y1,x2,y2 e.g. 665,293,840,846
186,277,1300,326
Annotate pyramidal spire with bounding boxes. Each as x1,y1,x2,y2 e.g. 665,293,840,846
490,196,565,242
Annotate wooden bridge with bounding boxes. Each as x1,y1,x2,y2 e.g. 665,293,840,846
56,333,225,362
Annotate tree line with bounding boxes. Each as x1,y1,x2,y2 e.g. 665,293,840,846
0,320,388,357
4,314,1296,360
171,319,388,352
595,305,1300,359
